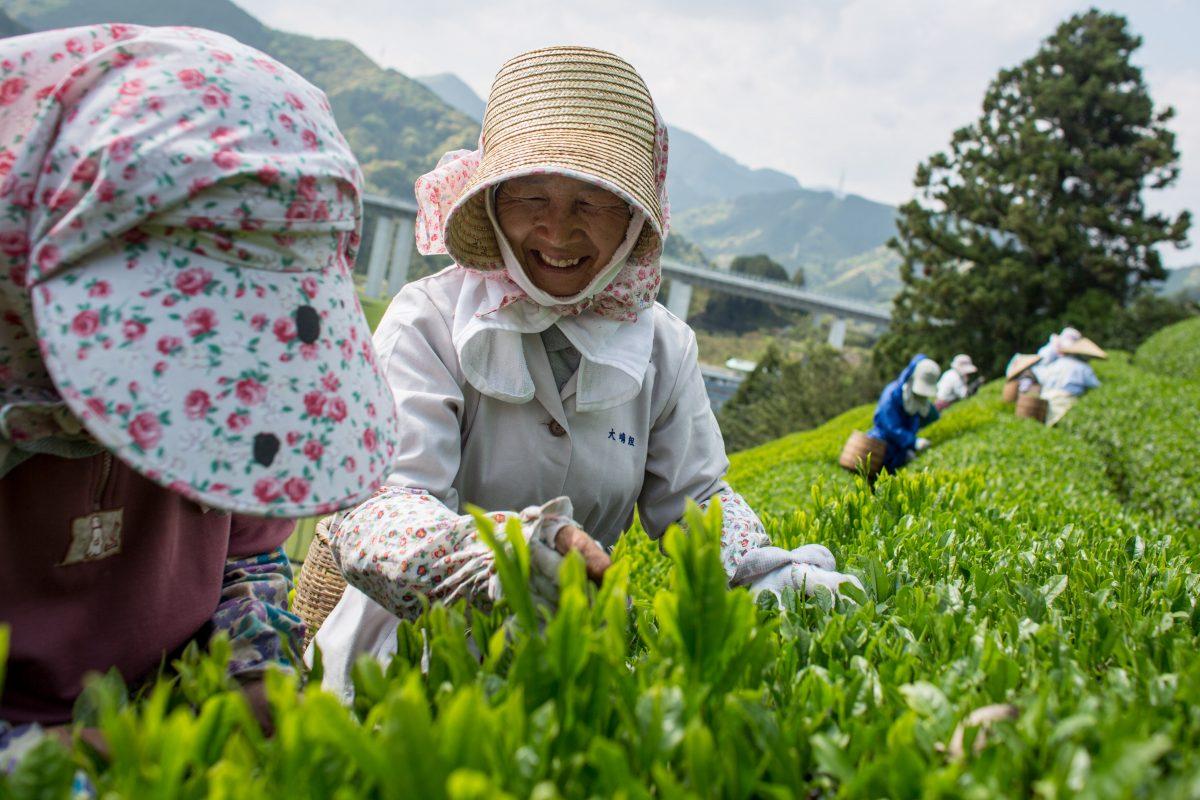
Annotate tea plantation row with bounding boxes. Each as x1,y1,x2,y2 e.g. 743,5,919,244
2,319,1198,798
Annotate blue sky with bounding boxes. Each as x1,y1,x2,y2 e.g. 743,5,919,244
239,0,1198,265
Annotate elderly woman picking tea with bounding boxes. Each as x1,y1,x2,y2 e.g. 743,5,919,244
1033,336,1106,426
313,46,861,695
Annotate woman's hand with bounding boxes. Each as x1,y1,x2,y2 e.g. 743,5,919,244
553,525,611,584
749,563,863,601
733,544,863,602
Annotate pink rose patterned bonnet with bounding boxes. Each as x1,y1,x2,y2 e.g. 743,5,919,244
0,24,400,517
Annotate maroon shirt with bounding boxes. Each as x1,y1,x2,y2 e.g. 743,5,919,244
0,453,294,724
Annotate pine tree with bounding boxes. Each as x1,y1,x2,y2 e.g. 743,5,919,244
879,10,1190,376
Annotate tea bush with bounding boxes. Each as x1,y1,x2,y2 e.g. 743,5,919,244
3,320,1199,798
1056,354,1200,530
1134,316,1200,382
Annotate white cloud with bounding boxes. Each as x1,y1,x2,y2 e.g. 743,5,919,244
239,0,1198,264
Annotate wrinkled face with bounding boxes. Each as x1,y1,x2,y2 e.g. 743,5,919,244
495,174,632,297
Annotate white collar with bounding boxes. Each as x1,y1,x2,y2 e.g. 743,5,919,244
449,195,654,412
485,186,646,308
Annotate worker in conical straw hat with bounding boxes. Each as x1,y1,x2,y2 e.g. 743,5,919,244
0,24,400,735
868,355,941,471
1006,353,1042,395
1033,336,1106,426
312,46,860,696
1037,325,1083,367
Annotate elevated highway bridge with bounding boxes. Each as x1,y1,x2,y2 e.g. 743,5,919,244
358,196,890,348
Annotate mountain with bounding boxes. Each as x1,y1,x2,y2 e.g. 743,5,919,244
416,73,486,124
662,231,715,268
673,188,897,277
0,8,24,35
3,5,903,303
3,0,264,42
1160,265,1200,300
1,0,479,200
818,246,902,303
665,127,800,213
413,73,800,215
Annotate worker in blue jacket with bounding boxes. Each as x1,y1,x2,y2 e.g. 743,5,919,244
869,355,942,471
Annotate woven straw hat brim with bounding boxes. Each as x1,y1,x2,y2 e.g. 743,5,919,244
444,45,664,270
1006,353,1042,379
1060,337,1107,359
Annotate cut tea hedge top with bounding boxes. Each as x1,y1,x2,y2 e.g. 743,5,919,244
0,24,399,517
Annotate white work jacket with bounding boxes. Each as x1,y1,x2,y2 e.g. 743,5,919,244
310,268,768,697
372,267,730,543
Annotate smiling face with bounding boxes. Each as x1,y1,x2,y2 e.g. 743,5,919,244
494,174,632,297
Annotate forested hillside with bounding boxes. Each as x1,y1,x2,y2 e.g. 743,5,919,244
1,0,479,199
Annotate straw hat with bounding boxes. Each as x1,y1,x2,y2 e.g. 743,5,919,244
1006,354,1042,380
1060,337,1107,359
443,46,665,270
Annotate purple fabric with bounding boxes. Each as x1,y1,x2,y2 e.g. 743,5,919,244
213,549,304,677
0,453,294,724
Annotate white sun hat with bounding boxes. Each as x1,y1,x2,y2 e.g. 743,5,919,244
951,354,978,375
911,358,942,398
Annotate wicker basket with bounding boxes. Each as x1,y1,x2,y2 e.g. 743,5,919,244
1001,380,1019,403
294,516,348,649
1015,394,1049,423
839,431,887,476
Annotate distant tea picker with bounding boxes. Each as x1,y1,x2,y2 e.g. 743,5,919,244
1003,353,1043,402
1037,326,1083,366
1033,335,1106,425
935,354,982,410
869,356,942,470
1004,327,1107,425
840,355,941,478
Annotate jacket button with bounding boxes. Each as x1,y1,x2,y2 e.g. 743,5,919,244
548,420,567,437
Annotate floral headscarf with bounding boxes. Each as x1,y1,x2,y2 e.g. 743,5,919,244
0,24,400,516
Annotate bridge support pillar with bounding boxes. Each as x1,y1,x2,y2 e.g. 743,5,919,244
828,317,847,350
386,215,415,295
364,216,396,299
665,280,693,321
